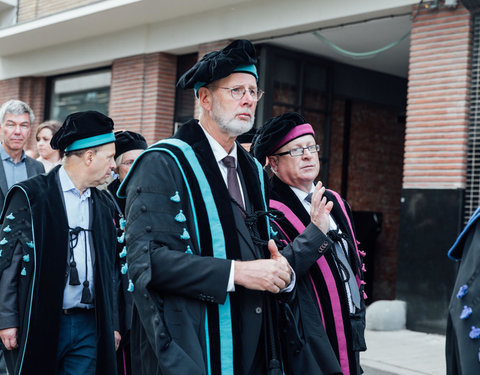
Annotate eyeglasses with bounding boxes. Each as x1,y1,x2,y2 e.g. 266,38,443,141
210,86,264,101
120,159,135,167
273,144,320,157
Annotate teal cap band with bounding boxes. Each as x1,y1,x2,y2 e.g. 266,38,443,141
194,81,206,98
193,64,258,98
232,64,258,79
65,132,116,152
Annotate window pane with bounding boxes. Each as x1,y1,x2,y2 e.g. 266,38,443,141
50,70,111,122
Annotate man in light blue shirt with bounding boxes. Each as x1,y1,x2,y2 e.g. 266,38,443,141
0,111,119,375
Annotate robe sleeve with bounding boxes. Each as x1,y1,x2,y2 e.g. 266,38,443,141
0,190,33,330
124,151,231,305
277,222,333,277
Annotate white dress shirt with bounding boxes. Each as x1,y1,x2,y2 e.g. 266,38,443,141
293,183,356,313
199,124,295,293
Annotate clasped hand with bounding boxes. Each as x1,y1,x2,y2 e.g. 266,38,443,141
234,239,291,293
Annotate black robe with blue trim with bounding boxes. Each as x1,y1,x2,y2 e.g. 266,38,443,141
446,208,480,374
0,166,118,375
120,119,289,375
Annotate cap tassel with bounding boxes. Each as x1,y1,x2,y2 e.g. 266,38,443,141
81,280,92,304
69,261,81,285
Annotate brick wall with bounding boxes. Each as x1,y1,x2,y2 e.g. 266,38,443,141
325,98,404,300
0,76,46,150
404,5,471,189
348,101,405,300
18,0,99,23
109,52,177,145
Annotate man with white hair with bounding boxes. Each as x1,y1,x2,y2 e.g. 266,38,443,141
119,39,294,375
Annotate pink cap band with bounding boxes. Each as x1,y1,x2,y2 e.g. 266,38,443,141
271,123,315,153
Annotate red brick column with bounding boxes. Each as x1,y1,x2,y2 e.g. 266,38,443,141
109,52,177,145
404,5,471,189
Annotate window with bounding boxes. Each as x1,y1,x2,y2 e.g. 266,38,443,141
47,69,111,122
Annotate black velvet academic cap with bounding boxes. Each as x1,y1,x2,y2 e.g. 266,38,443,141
51,111,115,152
114,130,147,159
251,112,314,166
177,39,258,96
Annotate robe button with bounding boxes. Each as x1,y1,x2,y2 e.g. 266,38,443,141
142,247,148,253
159,332,166,339
255,307,262,314
141,205,147,212
144,293,149,299
150,305,155,312
145,226,152,232
136,187,142,193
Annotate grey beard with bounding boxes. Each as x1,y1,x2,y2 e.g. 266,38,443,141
218,118,254,137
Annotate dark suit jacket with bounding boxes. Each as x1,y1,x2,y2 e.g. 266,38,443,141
0,154,45,213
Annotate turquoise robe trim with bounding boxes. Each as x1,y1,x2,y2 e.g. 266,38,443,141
3,186,37,374
117,137,271,374
158,138,233,375
448,205,480,260
253,157,271,238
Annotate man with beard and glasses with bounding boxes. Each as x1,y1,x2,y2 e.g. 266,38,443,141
118,40,297,375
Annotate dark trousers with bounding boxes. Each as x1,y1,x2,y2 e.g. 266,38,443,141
56,310,97,375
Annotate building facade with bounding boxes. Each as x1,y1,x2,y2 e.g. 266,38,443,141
0,0,478,333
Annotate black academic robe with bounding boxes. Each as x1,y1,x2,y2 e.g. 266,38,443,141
446,208,480,374
107,178,133,375
120,120,282,375
270,175,367,375
0,166,118,375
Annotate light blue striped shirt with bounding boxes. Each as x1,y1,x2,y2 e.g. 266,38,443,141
59,166,95,309
0,144,27,189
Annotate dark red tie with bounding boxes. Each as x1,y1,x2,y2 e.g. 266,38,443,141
222,156,245,212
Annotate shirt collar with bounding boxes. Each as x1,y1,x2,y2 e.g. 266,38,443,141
290,183,315,203
0,144,26,162
59,166,91,199
199,122,238,165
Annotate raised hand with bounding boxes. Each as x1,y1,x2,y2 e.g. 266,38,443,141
310,181,334,234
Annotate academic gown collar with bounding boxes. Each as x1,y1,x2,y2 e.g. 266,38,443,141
174,120,268,259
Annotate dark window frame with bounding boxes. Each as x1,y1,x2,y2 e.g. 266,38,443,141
44,66,111,122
